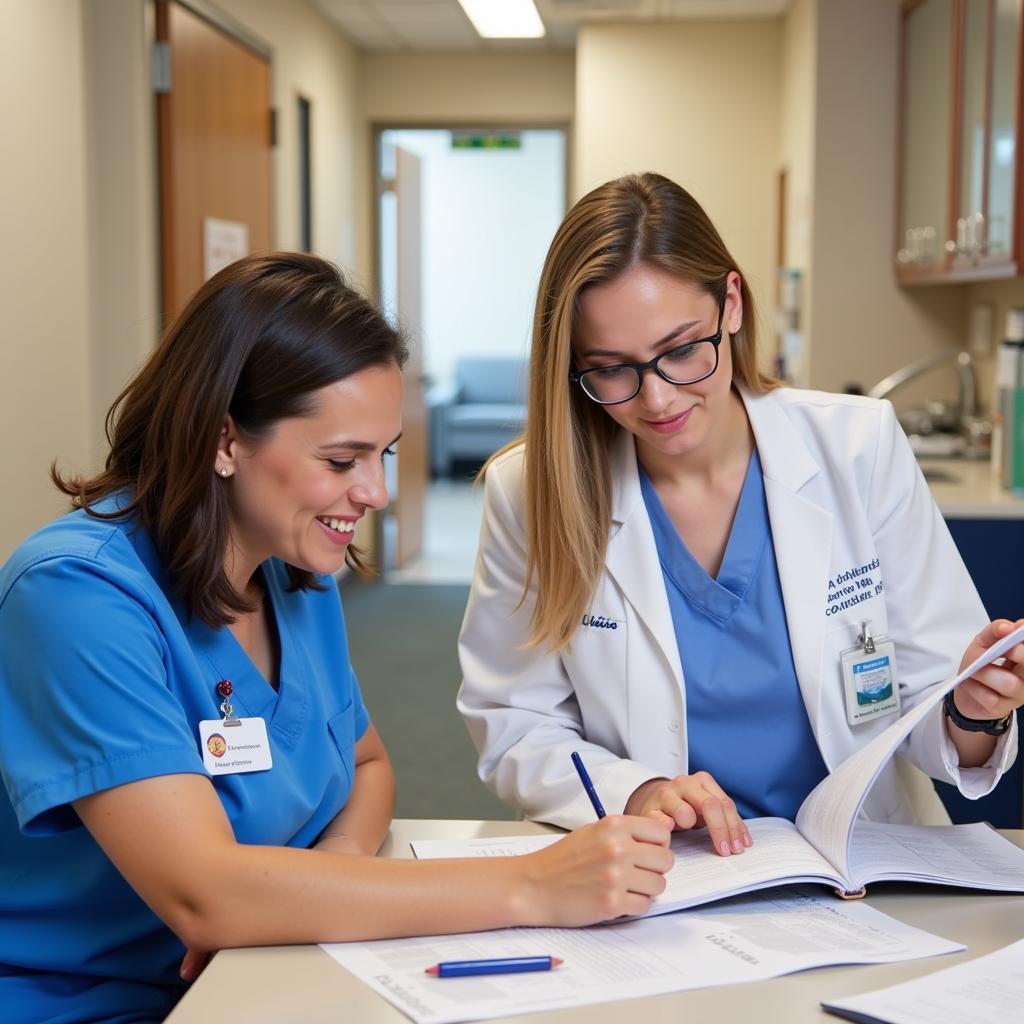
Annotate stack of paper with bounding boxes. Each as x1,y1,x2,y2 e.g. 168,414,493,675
823,938,1024,1023
322,888,964,1024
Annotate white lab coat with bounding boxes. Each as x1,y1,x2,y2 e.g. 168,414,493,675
457,388,1018,829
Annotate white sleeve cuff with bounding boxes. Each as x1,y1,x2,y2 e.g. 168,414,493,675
939,709,1019,799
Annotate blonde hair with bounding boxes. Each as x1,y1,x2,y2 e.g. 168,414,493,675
492,172,777,651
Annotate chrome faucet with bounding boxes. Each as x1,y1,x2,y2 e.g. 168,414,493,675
867,350,978,427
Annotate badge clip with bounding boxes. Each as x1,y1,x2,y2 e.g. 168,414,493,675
216,679,242,727
858,620,876,655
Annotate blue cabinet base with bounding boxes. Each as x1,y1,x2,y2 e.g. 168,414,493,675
935,518,1023,828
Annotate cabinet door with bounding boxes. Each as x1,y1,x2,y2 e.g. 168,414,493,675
956,0,989,255
899,0,955,270
987,0,1021,259
934,518,1023,829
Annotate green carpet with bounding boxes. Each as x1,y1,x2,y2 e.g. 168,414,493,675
339,578,515,821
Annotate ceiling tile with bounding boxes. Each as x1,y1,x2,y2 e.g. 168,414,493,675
317,0,790,51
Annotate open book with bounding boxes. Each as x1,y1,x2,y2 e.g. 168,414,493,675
415,625,1024,915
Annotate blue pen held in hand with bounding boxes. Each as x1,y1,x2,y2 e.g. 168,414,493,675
425,956,564,978
571,751,607,819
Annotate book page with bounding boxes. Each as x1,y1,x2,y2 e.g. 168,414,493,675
848,822,1024,889
415,819,845,915
795,623,1024,879
650,818,844,913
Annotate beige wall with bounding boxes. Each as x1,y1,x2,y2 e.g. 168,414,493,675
0,0,93,560
574,20,782,360
1,0,369,561
362,51,575,126
777,0,817,383
780,0,815,274
215,0,367,283
83,0,160,467
807,0,966,396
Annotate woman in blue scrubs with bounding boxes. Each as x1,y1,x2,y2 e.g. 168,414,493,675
458,173,1024,852
0,252,674,1024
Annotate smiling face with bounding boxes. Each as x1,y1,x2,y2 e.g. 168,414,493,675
218,362,403,582
573,264,743,462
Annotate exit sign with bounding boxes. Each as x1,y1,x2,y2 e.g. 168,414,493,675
451,131,522,150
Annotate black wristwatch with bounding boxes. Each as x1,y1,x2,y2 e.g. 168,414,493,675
943,690,1013,736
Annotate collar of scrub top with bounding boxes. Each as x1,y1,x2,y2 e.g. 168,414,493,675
185,567,310,743
639,448,769,625
607,386,822,529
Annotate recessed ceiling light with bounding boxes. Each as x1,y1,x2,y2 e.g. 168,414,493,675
457,0,546,38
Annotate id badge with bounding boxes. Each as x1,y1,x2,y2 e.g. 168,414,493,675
840,622,900,727
199,717,273,775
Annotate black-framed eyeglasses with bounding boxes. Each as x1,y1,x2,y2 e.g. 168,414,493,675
569,296,726,406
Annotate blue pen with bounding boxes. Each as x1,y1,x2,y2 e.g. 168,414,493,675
571,751,606,819
425,955,563,978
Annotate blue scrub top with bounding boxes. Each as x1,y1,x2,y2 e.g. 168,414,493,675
639,448,828,821
0,498,369,1024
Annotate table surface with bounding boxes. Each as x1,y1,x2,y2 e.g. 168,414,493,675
166,820,1024,1024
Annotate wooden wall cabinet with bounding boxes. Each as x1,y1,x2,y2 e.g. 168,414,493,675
896,0,1024,284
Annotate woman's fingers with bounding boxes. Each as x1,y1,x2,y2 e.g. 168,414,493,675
629,814,675,848
961,619,1024,674
695,793,744,857
655,788,698,830
179,947,212,982
526,815,675,927
631,773,751,856
618,892,658,918
958,669,1024,718
680,774,745,855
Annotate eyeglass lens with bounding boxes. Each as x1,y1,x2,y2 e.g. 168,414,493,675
581,341,718,403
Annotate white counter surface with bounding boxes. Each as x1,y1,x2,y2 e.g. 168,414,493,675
922,457,1024,519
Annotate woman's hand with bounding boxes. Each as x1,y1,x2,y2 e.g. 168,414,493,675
948,619,1024,767
179,947,212,983
624,772,751,857
953,618,1024,722
518,815,673,926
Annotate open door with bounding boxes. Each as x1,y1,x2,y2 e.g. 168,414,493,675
392,146,427,568
378,143,427,570
155,0,272,324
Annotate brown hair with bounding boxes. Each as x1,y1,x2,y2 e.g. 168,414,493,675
53,252,408,627
507,172,777,650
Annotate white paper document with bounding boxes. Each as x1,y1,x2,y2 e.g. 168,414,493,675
321,888,963,1024
823,938,1024,1024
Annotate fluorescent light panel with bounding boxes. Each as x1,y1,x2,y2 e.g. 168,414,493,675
457,0,546,38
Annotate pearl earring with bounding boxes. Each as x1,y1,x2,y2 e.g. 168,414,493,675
219,467,229,477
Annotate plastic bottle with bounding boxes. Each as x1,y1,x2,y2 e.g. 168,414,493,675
994,308,1024,489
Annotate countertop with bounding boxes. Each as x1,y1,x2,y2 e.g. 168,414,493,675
922,456,1024,519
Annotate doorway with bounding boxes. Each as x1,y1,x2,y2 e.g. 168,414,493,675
375,126,567,581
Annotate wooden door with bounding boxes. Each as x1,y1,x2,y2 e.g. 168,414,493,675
394,146,426,568
156,0,272,324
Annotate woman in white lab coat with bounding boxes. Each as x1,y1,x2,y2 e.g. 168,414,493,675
457,173,1024,856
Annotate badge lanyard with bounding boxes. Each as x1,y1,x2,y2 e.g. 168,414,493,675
198,679,274,775
839,621,901,727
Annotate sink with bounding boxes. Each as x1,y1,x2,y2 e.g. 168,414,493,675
908,432,966,458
